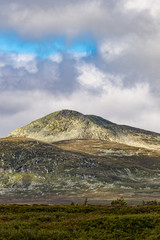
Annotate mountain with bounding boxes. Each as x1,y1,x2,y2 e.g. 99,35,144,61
7,109,160,150
1,109,160,204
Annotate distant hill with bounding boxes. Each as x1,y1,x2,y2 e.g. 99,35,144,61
7,109,160,150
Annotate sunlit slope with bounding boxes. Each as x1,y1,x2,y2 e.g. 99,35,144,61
7,110,160,150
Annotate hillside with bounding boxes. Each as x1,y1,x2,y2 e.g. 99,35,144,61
7,110,160,150
0,137,160,204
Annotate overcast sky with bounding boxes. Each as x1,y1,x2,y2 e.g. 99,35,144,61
0,0,160,136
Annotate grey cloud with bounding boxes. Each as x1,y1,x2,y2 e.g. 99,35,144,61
0,100,29,116
0,56,80,95
0,0,156,39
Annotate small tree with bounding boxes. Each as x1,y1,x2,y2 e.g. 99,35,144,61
84,197,88,206
111,197,127,207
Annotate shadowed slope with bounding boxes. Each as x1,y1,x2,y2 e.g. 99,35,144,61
0,137,160,203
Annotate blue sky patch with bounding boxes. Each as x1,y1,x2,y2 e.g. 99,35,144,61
0,32,97,58
68,36,97,55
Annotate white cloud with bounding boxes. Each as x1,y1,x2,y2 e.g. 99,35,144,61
68,51,89,60
10,53,37,73
100,40,128,62
124,0,151,12
123,0,160,18
49,53,63,63
76,62,123,89
0,53,37,73
76,63,106,88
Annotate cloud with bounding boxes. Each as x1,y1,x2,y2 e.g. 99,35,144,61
0,59,58,91
0,0,156,40
49,53,63,63
100,40,129,62
0,53,37,73
76,63,106,89
0,0,160,136
0,91,30,116
0,1,105,37
123,0,160,18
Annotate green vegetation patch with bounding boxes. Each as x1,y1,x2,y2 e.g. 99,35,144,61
1,205,160,239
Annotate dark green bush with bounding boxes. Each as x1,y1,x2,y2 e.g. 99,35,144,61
111,197,128,207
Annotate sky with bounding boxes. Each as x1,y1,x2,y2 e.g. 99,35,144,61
0,0,160,136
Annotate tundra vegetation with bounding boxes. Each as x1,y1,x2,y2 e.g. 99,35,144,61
0,202,160,239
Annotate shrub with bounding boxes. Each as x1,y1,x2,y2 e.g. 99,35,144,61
111,197,128,207
142,200,158,206
83,198,88,206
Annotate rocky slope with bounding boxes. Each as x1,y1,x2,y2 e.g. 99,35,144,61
7,110,160,150
0,137,160,204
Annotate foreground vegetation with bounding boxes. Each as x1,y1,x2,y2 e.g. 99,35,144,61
1,203,160,239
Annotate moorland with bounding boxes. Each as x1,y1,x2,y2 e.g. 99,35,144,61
0,202,160,239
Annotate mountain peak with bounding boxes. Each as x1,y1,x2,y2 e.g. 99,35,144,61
49,109,114,126
7,109,115,142
6,109,160,149
55,109,83,117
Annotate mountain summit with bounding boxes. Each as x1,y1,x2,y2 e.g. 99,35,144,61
7,109,115,142
7,109,160,149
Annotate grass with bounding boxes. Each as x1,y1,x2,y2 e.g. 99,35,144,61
0,204,160,239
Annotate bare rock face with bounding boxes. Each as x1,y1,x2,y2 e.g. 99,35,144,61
7,109,160,150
